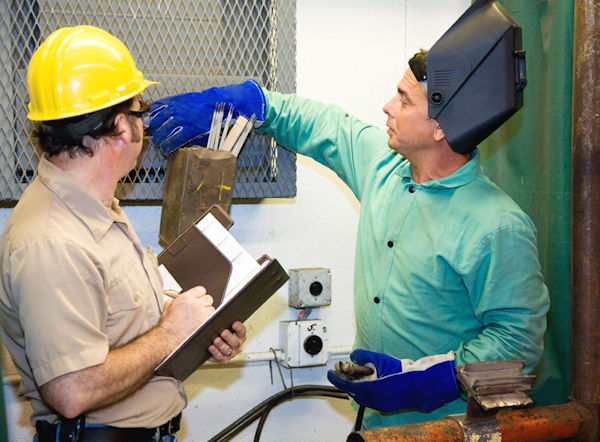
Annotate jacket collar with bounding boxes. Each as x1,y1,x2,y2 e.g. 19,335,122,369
398,149,482,189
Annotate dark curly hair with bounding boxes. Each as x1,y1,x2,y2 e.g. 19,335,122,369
31,98,135,158
408,49,428,82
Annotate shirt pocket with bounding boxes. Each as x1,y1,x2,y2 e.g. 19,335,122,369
106,258,148,314
105,254,160,346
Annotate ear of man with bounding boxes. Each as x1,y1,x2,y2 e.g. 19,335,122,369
432,121,446,143
112,111,142,144
113,112,128,140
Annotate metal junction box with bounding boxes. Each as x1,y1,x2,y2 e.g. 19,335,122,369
288,268,331,308
280,319,328,367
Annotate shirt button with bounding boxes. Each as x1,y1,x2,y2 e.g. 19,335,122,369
374,297,381,304
408,186,416,193
387,241,394,248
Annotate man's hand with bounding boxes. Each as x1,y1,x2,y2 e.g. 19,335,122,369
159,286,246,363
327,349,460,412
146,80,266,155
209,321,247,363
159,286,215,345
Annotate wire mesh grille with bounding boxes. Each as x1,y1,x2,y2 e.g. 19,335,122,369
0,0,296,202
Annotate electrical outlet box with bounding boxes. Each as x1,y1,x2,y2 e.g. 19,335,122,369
288,268,331,308
280,319,328,367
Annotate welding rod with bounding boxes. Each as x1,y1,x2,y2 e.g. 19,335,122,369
335,361,375,379
230,114,256,157
218,104,234,151
221,116,249,152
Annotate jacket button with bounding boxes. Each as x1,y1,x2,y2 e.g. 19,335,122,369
408,186,416,193
387,241,394,248
374,297,381,304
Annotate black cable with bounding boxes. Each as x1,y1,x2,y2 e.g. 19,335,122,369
253,389,348,442
208,385,348,442
252,389,349,442
211,390,299,441
253,403,273,442
234,389,347,438
354,405,366,431
209,390,281,442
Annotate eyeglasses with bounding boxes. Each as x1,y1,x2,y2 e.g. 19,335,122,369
126,98,150,129
125,108,148,118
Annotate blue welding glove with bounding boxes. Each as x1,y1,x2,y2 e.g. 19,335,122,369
327,349,460,412
146,79,266,155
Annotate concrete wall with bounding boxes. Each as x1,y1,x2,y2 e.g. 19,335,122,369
2,1,470,440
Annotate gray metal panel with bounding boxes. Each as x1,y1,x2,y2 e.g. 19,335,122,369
0,0,296,202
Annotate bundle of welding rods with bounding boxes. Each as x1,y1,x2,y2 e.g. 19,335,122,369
205,103,256,157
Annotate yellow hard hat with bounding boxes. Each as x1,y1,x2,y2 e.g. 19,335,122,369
27,25,157,121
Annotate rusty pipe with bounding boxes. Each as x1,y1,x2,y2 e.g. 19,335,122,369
495,403,587,441
571,0,600,440
347,417,462,442
347,402,589,442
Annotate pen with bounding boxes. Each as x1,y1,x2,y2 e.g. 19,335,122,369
164,289,180,299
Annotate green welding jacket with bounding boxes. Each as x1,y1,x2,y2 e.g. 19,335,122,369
257,90,549,429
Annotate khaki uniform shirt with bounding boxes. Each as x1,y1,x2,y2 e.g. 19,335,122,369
0,156,186,427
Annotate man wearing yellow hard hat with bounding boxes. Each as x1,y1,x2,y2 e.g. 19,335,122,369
0,25,246,441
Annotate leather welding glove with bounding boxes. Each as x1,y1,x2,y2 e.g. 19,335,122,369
146,79,266,155
327,349,460,412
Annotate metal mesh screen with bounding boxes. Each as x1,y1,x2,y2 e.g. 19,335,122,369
0,0,297,202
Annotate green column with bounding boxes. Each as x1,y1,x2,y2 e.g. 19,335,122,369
480,0,574,405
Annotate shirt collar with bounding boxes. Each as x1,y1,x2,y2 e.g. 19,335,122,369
398,149,482,189
37,155,124,241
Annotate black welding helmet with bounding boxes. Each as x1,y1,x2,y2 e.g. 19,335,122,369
426,0,527,154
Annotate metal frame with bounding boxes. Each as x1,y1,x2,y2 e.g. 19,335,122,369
0,0,297,202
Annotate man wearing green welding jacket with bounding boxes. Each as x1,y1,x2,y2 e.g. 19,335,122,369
147,0,549,429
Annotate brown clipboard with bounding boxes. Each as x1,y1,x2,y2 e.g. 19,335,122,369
155,255,288,381
157,205,234,307
155,204,289,381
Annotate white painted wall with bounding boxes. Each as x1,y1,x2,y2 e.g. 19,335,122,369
2,1,470,441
